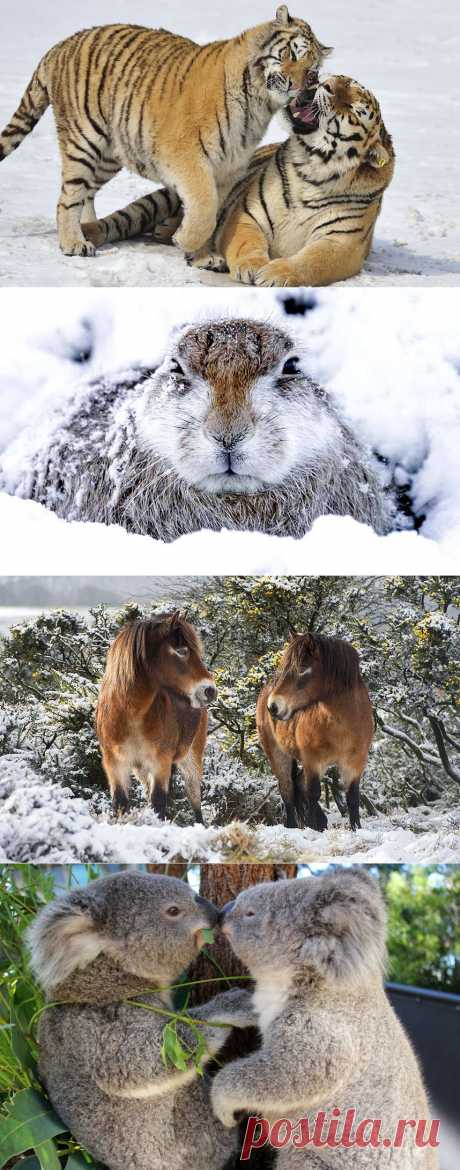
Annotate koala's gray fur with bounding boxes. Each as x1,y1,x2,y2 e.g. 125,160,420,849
213,868,437,1169
2,319,391,540
27,871,256,1170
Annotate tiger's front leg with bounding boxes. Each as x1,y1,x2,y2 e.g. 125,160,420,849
171,160,219,254
221,211,270,284
254,238,367,287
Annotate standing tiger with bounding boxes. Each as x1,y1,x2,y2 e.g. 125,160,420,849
0,6,330,258
85,73,394,286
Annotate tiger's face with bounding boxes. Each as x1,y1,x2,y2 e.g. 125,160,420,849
259,5,332,108
287,74,391,172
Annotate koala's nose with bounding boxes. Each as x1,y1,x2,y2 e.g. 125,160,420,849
218,899,236,924
194,894,219,927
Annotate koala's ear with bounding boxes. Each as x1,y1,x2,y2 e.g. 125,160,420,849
27,897,105,991
367,142,390,169
276,5,292,25
299,870,386,979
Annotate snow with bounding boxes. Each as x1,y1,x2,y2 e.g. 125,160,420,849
0,493,456,574
1,756,459,864
0,287,459,573
0,0,459,287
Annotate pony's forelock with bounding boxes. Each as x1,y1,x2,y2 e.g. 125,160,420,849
281,632,361,692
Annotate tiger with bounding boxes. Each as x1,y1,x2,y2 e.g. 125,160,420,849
0,5,330,258
84,73,394,287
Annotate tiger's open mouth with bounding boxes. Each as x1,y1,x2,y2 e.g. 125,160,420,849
289,73,320,134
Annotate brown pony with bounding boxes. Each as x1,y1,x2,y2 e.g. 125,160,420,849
256,632,373,832
96,612,216,821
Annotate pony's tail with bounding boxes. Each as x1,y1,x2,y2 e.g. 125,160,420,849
0,57,49,161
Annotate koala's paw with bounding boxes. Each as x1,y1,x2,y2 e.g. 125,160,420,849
211,1079,240,1130
208,988,256,1027
254,259,297,287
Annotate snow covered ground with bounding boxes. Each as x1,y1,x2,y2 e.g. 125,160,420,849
0,286,459,574
1,756,458,864
0,0,459,287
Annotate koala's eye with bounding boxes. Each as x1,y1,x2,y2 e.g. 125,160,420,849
281,355,301,377
165,905,181,917
170,358,185,375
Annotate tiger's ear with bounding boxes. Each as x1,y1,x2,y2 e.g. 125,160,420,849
319,43,333,59
367,142,390,169
276,5,292,24
27,897,105,991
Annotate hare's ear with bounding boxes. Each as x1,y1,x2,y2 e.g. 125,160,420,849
276,5,292,25
169,609,182,628
27,897,104,991
367,142,391,169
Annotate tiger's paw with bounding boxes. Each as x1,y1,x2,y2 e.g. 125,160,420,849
82,222,106,248
61,238,97,258
254,259,298,287
173,221,215,253
190,250,229,273
229,263,259,285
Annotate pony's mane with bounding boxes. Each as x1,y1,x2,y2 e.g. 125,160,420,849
282,632,362,692
102,613,202,696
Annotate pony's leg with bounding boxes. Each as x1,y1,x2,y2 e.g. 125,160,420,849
340,771,362,831
101,749,132,816
139,754,172,821
269,744,298,828
298,768,328,833
177,746,204,824
178,711,207,824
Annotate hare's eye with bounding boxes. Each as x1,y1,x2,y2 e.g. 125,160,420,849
281,355,301,376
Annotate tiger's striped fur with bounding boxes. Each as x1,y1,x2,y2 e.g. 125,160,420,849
85,74,394,287
0,5,330,257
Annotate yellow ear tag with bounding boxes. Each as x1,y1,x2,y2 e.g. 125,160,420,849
377,158,386,167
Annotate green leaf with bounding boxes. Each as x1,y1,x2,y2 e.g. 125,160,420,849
36,1140,62,1170
65,1153,100,1170
200,929,215,945
0,1089,68,1168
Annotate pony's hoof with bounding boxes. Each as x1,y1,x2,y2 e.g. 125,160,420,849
307,804,328,833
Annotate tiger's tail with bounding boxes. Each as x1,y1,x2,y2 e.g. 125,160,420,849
0,57,49,161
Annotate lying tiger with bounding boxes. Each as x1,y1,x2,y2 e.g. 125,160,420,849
0,5,329,257
84,74,394,286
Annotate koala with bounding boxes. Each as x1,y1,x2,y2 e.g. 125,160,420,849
1,318,391,540
212,868,437,1169
27,871,256,1170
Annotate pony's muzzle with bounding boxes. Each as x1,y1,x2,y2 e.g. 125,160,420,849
192,681,217,708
